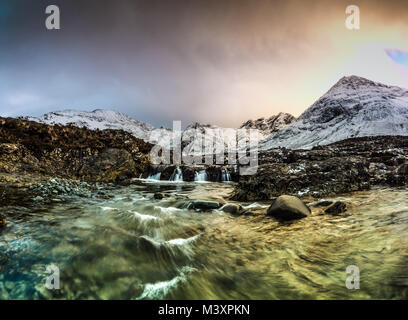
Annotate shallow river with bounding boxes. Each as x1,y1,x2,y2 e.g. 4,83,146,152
1,181,408,299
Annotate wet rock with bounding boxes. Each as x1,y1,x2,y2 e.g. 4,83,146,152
160,166,177,181
397,163,408,175
32,196,44,202
311,200,333,208
206,166,222,182
325,201,347,215
220,203,244,215
180,166,196,182
153,192,165,200
266,195,311,221
138,236,161,252
187,200,223,211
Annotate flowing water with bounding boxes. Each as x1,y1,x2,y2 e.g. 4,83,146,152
1,181,408,299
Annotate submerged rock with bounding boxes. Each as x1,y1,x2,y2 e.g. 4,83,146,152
325,201,347,215
267,195,311,221
187,200,223,211
220,203,244,215
311,200,333,208
153,193,165,200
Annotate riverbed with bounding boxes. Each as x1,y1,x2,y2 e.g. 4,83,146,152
1,181,408,299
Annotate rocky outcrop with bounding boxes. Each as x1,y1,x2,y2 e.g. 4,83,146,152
0,117,152,183
232,136,408,201
266,195,310,221
240,112,296,139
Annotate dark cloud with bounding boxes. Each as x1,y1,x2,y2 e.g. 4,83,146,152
1,0,408,127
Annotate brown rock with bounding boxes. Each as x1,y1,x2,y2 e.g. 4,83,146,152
267,195,311,221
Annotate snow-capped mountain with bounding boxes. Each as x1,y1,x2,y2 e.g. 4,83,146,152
259,76,408,150
26,109,155,141
240,112,296,139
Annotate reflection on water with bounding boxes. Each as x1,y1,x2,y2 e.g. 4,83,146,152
1,182,408,299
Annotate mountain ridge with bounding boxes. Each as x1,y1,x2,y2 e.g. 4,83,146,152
259,75,408,150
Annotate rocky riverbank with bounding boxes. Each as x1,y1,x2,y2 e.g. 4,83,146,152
1,116,408,210
232,135,408,201
0,117,152,183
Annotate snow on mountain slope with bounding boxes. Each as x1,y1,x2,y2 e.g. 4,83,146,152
26,109,155,141
240,112,296,140
26,109,263,152
259,76,408,150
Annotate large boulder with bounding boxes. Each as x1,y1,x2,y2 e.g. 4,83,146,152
267,195,311,221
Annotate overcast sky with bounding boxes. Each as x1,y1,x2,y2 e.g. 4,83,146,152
1,0,408,128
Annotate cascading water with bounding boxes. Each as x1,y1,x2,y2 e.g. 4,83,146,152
147,172,161,180
221,168,231,182
1,183,408,299
194,170,208,182
169,167,183,182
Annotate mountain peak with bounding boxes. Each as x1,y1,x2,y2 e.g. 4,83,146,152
260,76,408,150
240,112,296,136
331,75,391,92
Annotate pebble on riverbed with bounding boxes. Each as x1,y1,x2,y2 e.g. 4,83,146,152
28,177,115,203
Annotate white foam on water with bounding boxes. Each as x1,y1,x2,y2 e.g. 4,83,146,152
100,206,116,211
169,167,183,182
167,234,200,246
221,168,231,182
242,202,269,209
194,170,208,182
158,206,184,215
147,172,161,180
135,266,196,300
130,211,159,222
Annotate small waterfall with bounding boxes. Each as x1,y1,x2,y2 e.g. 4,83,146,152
221,168,231,182
147,172,161,180
194,170,208,182
169,167,183,182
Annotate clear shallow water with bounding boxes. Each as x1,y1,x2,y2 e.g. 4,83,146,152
1,182,408,299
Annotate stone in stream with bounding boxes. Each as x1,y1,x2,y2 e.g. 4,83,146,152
310,200,333,208
220,203,244,215
266,195,311,221
187,200,223,211
325,201,347,215
0,214,6,228
154,192,165,200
